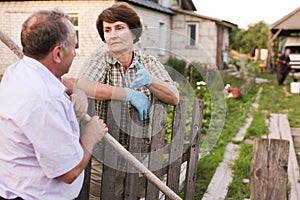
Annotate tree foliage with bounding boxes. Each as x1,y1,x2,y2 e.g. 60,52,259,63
230,21,269,54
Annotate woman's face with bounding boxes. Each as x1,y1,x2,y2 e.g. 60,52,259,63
103,21,136,56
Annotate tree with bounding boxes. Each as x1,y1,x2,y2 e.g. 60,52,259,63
230,21,268,54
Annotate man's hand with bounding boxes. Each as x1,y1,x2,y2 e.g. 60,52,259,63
125,88,150,120
81,116,108,153
130,61,153,88
70,88,88,119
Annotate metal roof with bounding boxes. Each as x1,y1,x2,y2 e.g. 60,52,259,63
269,6,300,36
121,0,175,14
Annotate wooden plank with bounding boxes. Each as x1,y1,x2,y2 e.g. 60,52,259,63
166,100,187,200
250,138,289,200
267,139,289,200
202,143,240,200
124,108,144,200
268,114,281,139
101,101,121,200
278,114,300,200
240,77,255,96
145,100,168,200
184,100,204,200
250,138,270,200
233,116,253,142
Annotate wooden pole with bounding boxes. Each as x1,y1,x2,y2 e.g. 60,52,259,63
0,29,23,59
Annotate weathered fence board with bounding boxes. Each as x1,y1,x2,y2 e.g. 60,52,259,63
184,100,204,200
166,101,188,199
124,108,144,200
101,101,122,200
73,99,203,200
146,101,168,199
250,138,289,200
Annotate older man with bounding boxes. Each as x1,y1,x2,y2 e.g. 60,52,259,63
0,9,107,200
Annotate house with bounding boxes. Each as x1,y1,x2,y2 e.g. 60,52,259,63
0,0,237,80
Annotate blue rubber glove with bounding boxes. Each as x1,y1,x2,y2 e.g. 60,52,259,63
125,88,150,120
130,61,153,88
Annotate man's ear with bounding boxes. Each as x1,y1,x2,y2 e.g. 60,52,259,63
52,45,62,63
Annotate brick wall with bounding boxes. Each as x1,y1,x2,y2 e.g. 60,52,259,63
0,0,114,79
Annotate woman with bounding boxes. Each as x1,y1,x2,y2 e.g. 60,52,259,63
77,2,179,199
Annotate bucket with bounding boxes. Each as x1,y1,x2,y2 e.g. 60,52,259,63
291,82,300,93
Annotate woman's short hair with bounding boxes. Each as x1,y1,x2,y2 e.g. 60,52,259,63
96,2,143,44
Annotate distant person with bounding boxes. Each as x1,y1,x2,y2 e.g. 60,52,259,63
276,48,291,86
0,9,108,199
77,2,179,199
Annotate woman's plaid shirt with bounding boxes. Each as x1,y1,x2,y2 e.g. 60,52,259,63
79,48,176,146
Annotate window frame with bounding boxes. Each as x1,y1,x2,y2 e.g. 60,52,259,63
68,13,79,49
187,22,198,47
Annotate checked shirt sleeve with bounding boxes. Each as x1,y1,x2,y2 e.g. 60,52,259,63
78,49,108,83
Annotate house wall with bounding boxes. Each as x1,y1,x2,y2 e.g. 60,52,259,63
0,0,114,80
0,0,232,79
170,13,218,67
0,0,173,79
132,5,172,64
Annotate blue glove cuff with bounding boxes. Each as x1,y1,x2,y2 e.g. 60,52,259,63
145,75,153,87
125,88,133,102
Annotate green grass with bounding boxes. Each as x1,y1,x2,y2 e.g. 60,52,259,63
225,102,269,199
225,143,252,200
225,63,300,199
194,62,300,199
244,110,269,139
257,70,300,126
194,72,259,199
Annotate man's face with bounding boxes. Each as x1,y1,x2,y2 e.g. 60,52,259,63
60,20,77,75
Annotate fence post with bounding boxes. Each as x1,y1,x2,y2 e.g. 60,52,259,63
166,100,188,199
184,100,204,200
250,138,289,200
145,100,168,199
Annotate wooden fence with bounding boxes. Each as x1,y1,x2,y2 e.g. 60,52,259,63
77,99,204,200
0,31,204,199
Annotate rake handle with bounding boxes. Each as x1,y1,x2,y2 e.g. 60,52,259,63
82,114,182,200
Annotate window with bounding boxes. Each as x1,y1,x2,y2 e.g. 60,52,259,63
158,21,166,56
68,13,79,49
187,23,197,46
